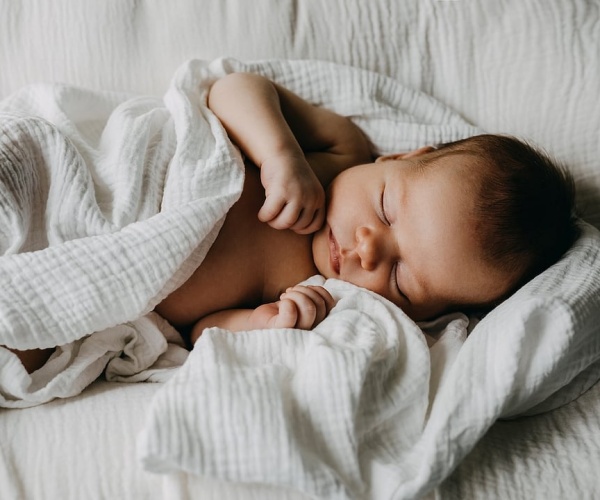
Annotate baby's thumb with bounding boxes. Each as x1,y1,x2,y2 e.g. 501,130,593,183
258,195,285,223
273,300,298,328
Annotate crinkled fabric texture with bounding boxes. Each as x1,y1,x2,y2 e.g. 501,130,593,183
136,61,599,499
0,57,481,407
0,59,248,406
1,58,599,500
139,221,600,500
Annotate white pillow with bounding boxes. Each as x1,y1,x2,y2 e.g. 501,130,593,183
395,221,600,498
471,220,600,417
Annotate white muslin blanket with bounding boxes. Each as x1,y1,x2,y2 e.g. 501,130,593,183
0,57,479,408
2,58,600,499
0,59,248,405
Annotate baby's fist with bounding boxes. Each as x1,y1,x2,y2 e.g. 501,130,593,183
250,285,335,330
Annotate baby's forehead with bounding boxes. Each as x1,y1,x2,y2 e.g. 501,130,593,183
426,149,487,172
417,153,486,195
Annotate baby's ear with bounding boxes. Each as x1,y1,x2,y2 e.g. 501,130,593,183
376,146,436,162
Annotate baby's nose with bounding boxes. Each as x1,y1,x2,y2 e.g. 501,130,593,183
355,226,383,271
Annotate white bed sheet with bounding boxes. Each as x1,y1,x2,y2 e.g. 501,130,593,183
439,379,600,499
2,378,599,500
0,380,310,500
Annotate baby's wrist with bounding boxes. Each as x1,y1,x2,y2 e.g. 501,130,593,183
260,150,307,170
248,303,278,329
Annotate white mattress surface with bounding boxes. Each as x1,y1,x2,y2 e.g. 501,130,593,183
2,378,599,500
0,380,310,500
439,379,600,499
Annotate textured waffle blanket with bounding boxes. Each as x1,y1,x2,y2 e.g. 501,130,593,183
2,58,599,499
0,57,478,407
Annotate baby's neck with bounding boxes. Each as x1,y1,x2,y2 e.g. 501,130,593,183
260,231,319,301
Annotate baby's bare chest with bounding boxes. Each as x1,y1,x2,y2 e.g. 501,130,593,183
200,167,319,303
155,167,318,327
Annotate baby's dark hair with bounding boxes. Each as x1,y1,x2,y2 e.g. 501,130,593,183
426,134,579,290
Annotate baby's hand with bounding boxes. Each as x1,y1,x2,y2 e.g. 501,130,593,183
259,154,325,234
250,285,335,330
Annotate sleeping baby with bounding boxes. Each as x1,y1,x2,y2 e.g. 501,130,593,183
156,72,579,344
11,72,578,370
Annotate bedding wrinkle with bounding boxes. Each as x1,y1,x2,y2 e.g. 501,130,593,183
0,128,47,254
441,380,600,498
0,59,246,401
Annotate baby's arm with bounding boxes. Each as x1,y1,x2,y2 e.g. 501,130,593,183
190,285,334,344
208,72,372,233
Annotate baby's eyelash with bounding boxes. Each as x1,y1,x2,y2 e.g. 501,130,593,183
380,187,390,225
392,262,410,302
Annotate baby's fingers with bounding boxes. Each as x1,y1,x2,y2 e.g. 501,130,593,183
272,299,298,328
279,291,316,329
280,285,335,329
290,207,325,235
258,193,287,224
301,285,335,318
260,196,310,231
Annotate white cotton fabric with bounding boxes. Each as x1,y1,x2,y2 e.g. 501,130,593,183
1,58,600,499
3,378,600,500
0,57,480,408
0,59,248,406
139,277,432,500
438,378,600,498
138,226,600,500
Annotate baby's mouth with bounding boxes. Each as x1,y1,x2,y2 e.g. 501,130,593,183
329,228,341,275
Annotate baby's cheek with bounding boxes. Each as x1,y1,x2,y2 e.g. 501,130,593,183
310,231,329,276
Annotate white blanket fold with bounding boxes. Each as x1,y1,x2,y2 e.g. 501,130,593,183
2,58,599,499
139,277,433,500
0,59,247,405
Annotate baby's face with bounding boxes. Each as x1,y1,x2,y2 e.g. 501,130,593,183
312,151,516,321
